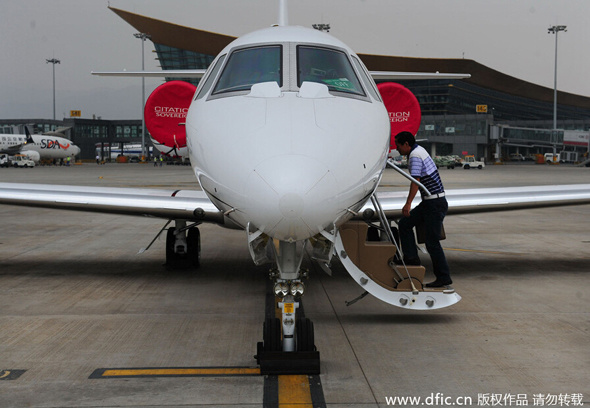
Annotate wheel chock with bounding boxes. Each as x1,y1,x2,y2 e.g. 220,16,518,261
255,344,320,375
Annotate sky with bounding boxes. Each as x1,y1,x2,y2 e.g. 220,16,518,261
1,0,589,121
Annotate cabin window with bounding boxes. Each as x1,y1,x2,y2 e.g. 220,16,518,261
212,45,282,94
297,46,365,96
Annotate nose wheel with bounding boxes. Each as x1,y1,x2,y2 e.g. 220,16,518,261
255,287,320,374
258,316,314,353
253,240,320,373
262,317,281,352
296,318,315,352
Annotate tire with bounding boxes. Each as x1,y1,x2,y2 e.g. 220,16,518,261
296,318,315,352
263,317,282,352
187,227,201,268
464,164,470,170
478,165,483,169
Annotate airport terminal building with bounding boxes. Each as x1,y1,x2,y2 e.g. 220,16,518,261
3,7,590,161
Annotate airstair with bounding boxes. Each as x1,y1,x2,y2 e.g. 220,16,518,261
334,160,461,310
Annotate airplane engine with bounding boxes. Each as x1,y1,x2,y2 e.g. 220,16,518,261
377,82,421,151
21,150,41,163
144,81,197,154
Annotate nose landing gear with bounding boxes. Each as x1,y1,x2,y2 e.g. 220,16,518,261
255,240,320,374
255,297,320,375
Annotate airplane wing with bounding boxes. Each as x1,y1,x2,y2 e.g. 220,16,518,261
362,184,590,220
369,71,471,81
92,70,207,78
0,183,223,224
91,70,468,81
2,181,590,313
3,182,590,225
0,145,25,155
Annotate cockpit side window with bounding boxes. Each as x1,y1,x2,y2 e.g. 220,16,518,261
212,45,282,95
351,56,382,102
297,46,365,96
195,54,226,100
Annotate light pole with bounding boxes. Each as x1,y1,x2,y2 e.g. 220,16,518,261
548,25,567,157
46,58,60,120
134,32,151,160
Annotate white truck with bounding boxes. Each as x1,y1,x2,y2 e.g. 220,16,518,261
11,154,36,168
0,154,10,168
461,155,485,169
544,153,560,163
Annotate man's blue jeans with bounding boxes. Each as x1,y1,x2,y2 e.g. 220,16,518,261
398,197,451,283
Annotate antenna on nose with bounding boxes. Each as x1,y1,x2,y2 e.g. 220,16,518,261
278,0,288,26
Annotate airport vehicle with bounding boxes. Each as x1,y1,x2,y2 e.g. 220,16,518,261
434,156,456,169
10,154,35,168
0,154,9,167
544,153,559,163
510,153,525,161
2,1,590,373
461,155,485,169
0,128,81,162
560,151,578,163
388,155,406,168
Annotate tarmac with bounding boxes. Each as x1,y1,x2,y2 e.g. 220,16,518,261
0,162,588,407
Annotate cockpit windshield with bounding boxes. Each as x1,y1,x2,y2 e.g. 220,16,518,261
297,46,365,96
212,45,282,94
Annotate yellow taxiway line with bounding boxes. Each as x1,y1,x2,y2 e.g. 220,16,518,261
92,367,260,378
278,375,313,407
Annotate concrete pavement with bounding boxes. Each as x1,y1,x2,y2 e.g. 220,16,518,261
0,162,588,407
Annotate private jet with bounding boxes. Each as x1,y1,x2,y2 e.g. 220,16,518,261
2,1,590,373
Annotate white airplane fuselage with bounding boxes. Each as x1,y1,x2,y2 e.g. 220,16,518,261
25,134,81,160
186,26,390,242
0,133,81,160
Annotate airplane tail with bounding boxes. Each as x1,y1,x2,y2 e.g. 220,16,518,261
24,126,34,145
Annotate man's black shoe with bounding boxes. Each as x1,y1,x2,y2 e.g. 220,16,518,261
425,279,452,288
394,258,421,266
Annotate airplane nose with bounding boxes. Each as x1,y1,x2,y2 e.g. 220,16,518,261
246,155,339,241
279,192,305,219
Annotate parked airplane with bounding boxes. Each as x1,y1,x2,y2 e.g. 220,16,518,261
95,143,154,161
2,2,590,371
0,128,81,162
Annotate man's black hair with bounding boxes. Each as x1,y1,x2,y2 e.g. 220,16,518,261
394,131,415,146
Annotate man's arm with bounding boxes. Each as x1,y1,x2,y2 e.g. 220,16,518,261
402,176,420,217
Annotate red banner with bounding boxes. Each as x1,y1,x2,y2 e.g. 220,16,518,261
377,82,421,149
144,81,197,148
